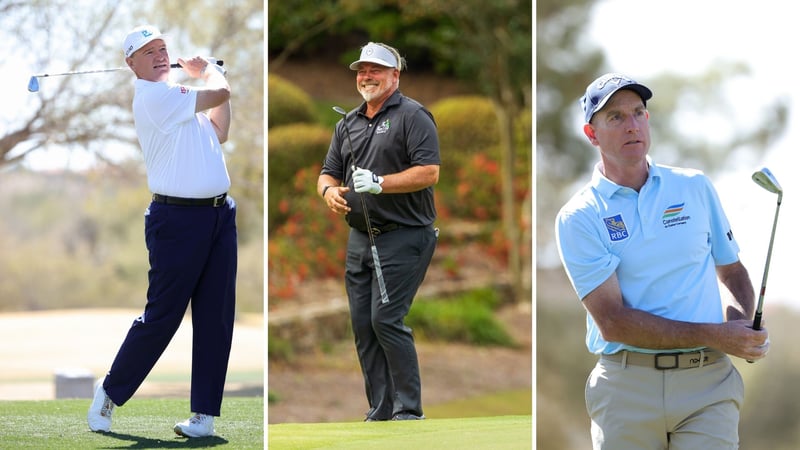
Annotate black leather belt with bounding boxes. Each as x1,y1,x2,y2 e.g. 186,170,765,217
353,223,402,236
152,193,227,207
602,349,724,370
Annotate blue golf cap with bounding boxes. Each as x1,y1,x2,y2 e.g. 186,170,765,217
581,73,652,123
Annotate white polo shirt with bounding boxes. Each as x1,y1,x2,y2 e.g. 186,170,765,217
132,79,231,198
555,159,741,355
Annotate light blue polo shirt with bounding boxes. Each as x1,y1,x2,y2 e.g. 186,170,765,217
555,159,740,355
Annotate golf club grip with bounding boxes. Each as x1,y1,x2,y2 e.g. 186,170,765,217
371,245,389,304
169,60,224,69
747,312,764,363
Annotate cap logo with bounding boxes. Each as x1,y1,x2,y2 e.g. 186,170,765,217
597,75,630,89
141,29,153,38
365,48,374,56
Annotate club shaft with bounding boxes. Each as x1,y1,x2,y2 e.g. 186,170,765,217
32,60,223,78
753,195,781,330
336,106,390,304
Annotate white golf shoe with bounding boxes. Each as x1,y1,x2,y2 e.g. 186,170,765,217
87,382,115,432
174,413,215,438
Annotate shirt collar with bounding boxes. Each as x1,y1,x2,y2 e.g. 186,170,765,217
357,89,402,117
591,156,660,197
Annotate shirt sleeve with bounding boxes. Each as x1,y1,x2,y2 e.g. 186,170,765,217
406,108,440,166
555,200,620,300
703,175,741,265
320,122,346,181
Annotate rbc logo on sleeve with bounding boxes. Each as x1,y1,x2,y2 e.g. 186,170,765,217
604,214,629,241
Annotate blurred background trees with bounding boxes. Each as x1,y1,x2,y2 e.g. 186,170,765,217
1,0,263,312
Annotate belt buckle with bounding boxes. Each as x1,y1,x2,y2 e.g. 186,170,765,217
212,194,226,207
369,227,381,236
654,353,680,370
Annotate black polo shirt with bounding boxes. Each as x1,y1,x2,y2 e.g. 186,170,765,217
321,90,440,228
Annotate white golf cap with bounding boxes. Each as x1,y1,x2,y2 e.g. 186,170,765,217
123,25,166,58
349,42,398,70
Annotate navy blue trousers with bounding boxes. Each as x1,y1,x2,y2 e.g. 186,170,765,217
345,225,437,420
104,197,237,416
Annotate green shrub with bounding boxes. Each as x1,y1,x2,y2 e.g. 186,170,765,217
267,123,332,230
267,329,295,363
430,96,500,154
267,74,317,128
407,288,515,347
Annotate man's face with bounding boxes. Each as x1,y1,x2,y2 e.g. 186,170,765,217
584,89,651,164
355,62,398,103
126,39,170,82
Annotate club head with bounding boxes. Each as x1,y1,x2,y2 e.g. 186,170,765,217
752,167,782,195
332,106,347,117
27,76,39,93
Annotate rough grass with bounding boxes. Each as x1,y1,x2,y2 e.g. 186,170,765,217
0,397,263,449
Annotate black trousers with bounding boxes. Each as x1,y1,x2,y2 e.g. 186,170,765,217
345,224,437,420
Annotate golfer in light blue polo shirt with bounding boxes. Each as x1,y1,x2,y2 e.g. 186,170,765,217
555,73,770,449
558,160,740,355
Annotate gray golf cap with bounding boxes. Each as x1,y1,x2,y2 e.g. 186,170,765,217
349,43,398,70
581,73,652,123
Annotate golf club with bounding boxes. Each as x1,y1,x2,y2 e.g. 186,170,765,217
28,59,224,93
748,167,782,363
332,105,390,304
751,166,782,330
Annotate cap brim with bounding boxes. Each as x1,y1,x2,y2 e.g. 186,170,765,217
590,84,652,121
349,58,396,70
127,34,167,58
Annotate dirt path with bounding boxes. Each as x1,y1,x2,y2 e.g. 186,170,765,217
267,301,531,424
0,309,263,400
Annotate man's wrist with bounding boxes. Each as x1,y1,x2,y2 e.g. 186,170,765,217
322,185,333,198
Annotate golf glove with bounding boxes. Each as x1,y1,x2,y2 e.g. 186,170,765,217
204,57,227,77
353,168,384,194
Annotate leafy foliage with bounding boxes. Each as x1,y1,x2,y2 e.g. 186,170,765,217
267,74,318,128
267,123,332,230
268,163,349,300
407,288,515,347
433,96,501,155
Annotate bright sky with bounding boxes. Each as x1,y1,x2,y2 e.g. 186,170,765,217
588,0,798,310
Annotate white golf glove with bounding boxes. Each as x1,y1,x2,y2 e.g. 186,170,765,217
353,168,384,194
203,57,227,77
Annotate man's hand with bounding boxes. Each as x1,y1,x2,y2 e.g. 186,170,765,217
716,319,770,361
353,168,384,194
177,56,226,79
323,186,351,215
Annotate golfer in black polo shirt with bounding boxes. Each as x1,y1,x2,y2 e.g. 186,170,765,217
318,42,440,421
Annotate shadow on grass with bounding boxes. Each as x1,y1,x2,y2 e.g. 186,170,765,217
97,431,228,448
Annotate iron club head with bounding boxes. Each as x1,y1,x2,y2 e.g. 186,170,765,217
27,76,39,93
752,167,782,195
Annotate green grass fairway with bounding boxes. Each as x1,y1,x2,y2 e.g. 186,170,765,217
268,415,532,449
0,397,263,449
